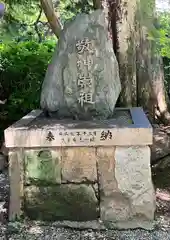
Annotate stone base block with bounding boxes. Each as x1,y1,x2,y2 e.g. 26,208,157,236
5,107,156,230
104,219,154,230
24,149,62,184
99,146,156,229
25,184,99,221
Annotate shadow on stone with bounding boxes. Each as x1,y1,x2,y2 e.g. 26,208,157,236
24,184,99,221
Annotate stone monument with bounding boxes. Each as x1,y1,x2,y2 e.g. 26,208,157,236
4,9,156,230
40,10,121,119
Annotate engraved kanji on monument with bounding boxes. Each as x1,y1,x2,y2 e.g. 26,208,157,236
76,38,95,107
40,10,121,119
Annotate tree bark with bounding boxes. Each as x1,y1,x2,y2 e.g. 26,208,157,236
40,0,62,38
41,0,170,124
109,0,170,124
135,0,170,123
112,0,137,107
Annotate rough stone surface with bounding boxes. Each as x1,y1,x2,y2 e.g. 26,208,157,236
96,147,116,196
5,108,154,229
24,149,61,184
40,10,121,120
100,195,131,222
4,108,153,148
3,128,170,238
62,147,97,183
100,146,155,229
8,150,23,221
24,184,99,221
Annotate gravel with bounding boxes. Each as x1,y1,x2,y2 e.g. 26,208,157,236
1,168,170,239
3,221,170,240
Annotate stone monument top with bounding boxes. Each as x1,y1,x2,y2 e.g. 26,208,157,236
40,10,121,120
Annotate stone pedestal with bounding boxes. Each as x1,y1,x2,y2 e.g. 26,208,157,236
4,107,156,230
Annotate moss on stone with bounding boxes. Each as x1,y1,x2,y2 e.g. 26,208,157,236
24,149,61,184
24,184,99,221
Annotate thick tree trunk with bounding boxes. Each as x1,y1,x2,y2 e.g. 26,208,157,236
136,0,170,123
110,0,170,124
41,0,170,124
111,0,137,107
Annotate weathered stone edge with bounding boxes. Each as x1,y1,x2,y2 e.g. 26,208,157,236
6,109,43,129
8,149,24,221
4,128,152,148
4,108,152,148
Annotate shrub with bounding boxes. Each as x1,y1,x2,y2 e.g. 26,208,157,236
0,40,56,134
163,57,170,90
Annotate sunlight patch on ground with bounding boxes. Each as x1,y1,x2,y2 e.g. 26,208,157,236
28,226,43,235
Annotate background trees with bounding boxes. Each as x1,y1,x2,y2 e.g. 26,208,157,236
1,0,170,136
37,0,170,123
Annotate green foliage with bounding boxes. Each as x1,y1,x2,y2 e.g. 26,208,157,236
156,13,170,58
1,0,42,42
58,0,93,23
0,40,55,128
154,12,170,88
0,0,93,42
163,57,170,89
0,0,93,137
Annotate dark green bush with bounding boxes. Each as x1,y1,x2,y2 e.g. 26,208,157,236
0,40,56,134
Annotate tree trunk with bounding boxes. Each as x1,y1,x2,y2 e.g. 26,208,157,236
134,0,170,123
41,0,170,124
109,0,170,124
40,0,62,38
110,0,137,107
